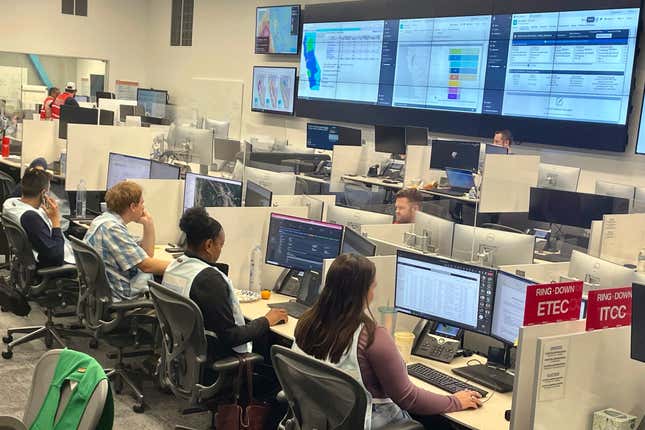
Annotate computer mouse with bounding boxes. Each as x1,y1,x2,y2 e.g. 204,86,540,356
276,319,287,325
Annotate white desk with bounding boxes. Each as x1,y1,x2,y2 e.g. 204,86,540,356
0,156,21,169
341,174,404,190
296,173,330,185
239,291,511,430
421,189,479,204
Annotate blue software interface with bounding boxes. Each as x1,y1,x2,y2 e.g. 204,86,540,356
307,123,340,150
298,8,639,125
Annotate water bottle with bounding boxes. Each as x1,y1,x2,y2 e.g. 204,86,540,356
76,179,87,218
638,249,645,272
248,245,263,294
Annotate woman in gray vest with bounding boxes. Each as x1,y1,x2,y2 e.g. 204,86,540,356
294,254,482,429
162,207,288,360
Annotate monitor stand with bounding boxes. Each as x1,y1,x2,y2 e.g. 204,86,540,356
273,268,321,299
451,344,514,393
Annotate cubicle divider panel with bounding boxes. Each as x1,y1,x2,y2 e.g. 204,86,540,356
498,262,570,285
361,223,413,245
21,120,59,175
66,124,158,191
128,179,183,245
404,145,432,185
511,320,585,430
531,327,645,430
600,213,645,267
330,146,362,193
479,155,539,213
205,206,308,290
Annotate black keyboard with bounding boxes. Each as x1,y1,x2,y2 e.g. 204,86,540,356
434,188,468,197
267,301,310,319
407,363,488,398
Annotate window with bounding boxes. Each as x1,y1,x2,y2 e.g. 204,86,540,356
171,0,194,46
62,0,87,16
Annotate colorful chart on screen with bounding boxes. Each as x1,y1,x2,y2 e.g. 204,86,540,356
255,6,300,54
252,67,296,115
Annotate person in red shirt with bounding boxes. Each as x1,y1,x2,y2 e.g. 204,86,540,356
51,82,79,119
39,87,60,120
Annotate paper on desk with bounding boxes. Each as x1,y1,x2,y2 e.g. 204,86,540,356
537,337,570,402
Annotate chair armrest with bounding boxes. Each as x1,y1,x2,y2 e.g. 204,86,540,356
211,353,263,373
108,299,154,312
383,420,424,430
36,264,78,278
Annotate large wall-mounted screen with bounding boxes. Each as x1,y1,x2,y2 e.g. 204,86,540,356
297,1,641,152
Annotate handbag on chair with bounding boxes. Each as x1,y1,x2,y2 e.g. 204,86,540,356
215,355,272,430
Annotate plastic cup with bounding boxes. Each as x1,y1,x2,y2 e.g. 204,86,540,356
378,306,397,336
394,331,416,363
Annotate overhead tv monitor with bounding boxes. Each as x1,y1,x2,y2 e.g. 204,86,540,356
251,66,296,115
245,180,273,207
137,88,167,119
255,5,301,55
296,5,641,152
183,173,242,212
265,213,344,272
150,160,180,180
59,105,98,139
430,139,480,172
342,227,376,257
106,153,151,189
529,188,630,229
306,123,362,150
395,250,496,336
375,125,406,155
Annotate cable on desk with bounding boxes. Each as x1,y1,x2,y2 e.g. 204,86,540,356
466,358,484,366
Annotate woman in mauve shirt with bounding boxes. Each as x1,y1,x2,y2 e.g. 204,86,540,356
294,254,482,429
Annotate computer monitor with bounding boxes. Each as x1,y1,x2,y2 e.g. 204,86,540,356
99,109,115,126
75,95,89,102
631,283,645,363
213,138,241,163
538,163,581,192
137,88,167,119
568,250,634,292
106,153,151,189
342,227,376,257
413,211,454,257
59,106,98,139
595,180,635,204
490,271,535,345
430,139,481,173
325,205,393,231
405,127,428,146
245,180,272,207
255,5,301,55
95,91,114,102
251,66,296,115
203,118,230,138
243,166,296,195
265,213,344,272
445,168,475,191
485,144,508,155
119,104,145,123
528,188,630,229
150,160,180,180
306,123,362,150
375,125,406,155
452,225,535,267
183,173,242,211
395,250,496,335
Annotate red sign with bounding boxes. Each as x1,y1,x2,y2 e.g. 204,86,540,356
585,287,632,331
523,281,583,326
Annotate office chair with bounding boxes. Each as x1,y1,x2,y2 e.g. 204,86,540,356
70,236,156,413
0,171,16,269
148,280,263,429
0,349,111,430
271,345,423,430
1,215,79,359
344,183,387,208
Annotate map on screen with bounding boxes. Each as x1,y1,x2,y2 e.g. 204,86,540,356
256,6,300,54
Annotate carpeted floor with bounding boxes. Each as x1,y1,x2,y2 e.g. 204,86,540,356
0,303,216,429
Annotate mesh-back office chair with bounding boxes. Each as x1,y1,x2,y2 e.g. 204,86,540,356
148,280,263,428
1,215,79,359
344,183,387,208
0,349,111,430
69,236,155,413
271,345,423,430
0,171,16,269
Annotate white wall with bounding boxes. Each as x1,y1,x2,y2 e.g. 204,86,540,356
0,0,149,91
145,0,645,192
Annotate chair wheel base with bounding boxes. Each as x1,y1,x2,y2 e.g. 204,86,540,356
2,350,13,359
132,403,145,413
2,335,12,344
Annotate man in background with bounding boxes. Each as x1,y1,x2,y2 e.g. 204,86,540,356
394,188,422,224
51,82,79,119
40,87,59,120
493,129,513,151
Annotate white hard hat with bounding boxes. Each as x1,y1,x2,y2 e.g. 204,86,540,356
65,82,76,91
